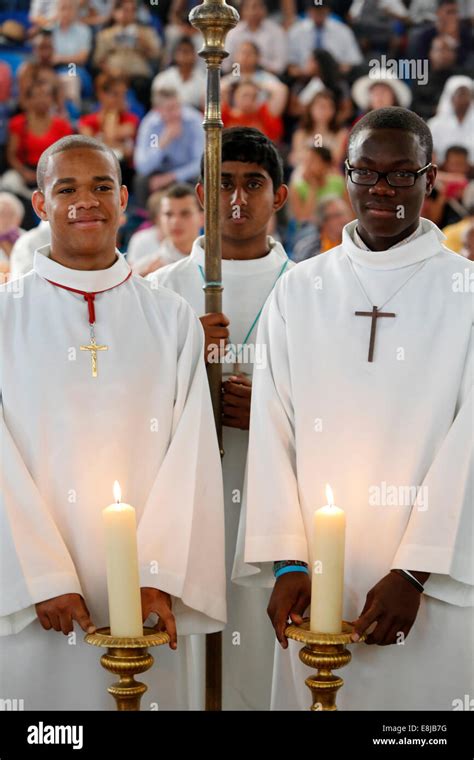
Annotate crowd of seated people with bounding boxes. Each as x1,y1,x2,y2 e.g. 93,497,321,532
0,0,472,281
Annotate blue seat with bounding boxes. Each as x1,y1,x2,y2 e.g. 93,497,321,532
0,49,29,77
0,10,31,26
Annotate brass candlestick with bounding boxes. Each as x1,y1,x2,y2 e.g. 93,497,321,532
85,627,169,711
285,619,366,711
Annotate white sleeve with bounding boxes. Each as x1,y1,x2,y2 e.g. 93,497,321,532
10,238,35,278
0,401,83,636
349,0,365,19
392,325,474,606
287,22,307,66
234,276,308,587
381,0,409,17
137,298,226,633
266,23,289,74
337,24,363,66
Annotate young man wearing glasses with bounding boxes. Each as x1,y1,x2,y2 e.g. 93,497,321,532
237,107,473,710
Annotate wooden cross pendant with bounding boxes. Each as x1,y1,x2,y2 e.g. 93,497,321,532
355,305,396,362
80,336,108,377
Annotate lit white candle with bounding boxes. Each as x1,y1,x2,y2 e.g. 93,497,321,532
310,484,346,634
103,481,143,637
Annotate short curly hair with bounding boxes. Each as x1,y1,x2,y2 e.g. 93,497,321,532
199,127,284,191
37,135,122,192
348,107,433,163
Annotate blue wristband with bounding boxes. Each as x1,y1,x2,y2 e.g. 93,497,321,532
275,564,309,579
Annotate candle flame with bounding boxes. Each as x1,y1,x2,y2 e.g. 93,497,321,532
325,483,334,507
113,480,121,503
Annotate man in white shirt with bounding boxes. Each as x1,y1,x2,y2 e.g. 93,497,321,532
288,0,363,76
224,0,289,76
10,220,51,279
29,0,57,27
52,0,93,104
151,36,206,111
52,0,92,68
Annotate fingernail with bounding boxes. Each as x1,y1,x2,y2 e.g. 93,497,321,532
351,633,360,642
87,626,96,634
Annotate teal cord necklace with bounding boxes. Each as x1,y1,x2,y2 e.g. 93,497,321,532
197,256,289,374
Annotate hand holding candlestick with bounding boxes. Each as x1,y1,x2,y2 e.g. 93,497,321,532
267,572,311,648
351,569,425,645
140,587,177,649
36,593,96,635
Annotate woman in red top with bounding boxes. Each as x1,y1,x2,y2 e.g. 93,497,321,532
221,79,283,144
3,80,73,227
79,73,139,187
7,81,73,185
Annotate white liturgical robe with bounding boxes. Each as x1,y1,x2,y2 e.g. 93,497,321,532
150,235,294,710
237,218,474,710
0,245,226,710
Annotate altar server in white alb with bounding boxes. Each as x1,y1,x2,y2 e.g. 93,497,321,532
0,135,226,710
239,108,473,710
150,127,292,710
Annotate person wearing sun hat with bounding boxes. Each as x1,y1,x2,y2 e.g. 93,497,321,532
351,68,413,115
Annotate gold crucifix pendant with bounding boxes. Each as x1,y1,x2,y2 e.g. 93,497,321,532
80,326,108,377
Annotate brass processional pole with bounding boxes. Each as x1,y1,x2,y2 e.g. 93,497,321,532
188,0,239,712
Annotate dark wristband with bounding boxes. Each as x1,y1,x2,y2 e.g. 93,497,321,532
392,568,424,593
273,560,308,577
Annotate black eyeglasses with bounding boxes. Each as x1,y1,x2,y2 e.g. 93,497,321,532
345,160,432,187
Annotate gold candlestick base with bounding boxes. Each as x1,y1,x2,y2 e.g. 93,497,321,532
285,619,366,711
85,627,169,711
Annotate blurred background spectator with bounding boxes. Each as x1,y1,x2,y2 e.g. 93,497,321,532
288,145,347,247
9,219,51,277
288,0,363,76
224,0,288,75
408,0,472,66
459,219,474,259
1,80,72,226
0,0,472,260
79,72,139,186
151,35,205,110
222,79,284,142
133,86,204,208
289,90,348,167
428,75,474,163
221,40,288,117
93,0,161,109
127,182,203,274
351,69,413,113
50,0,93,105
292,194,352,261
0,191,25,281
410,34,467,120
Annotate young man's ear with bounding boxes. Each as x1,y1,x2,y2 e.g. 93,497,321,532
32,189,48,221
195,182,205,210
119,184,129,213
273,184,289,212
425,165,438,197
